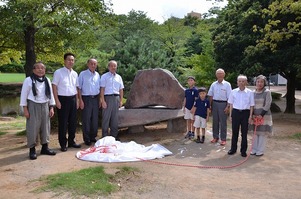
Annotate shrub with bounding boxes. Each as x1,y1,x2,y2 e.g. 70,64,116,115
0,63,24,73
271,92,282,100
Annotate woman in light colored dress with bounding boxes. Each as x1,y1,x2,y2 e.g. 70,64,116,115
249,75,273,156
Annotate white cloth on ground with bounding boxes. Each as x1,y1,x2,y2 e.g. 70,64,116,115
76,136,172,163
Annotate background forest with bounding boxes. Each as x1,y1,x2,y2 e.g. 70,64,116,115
0,0,300,113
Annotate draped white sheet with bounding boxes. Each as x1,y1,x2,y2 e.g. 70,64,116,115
76,136,173,163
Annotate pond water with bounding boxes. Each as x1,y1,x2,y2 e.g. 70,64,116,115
0,97,22,116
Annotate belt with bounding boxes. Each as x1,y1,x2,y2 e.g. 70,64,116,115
82,95,99,98
58,95,76,99
213,100,227,103
233,108,249,112
104,94,119,96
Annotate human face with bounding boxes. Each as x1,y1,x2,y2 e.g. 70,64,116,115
108,61,117,74
33,63,46,77
87,59,97,73
237,77,247,90
64,55,75,69
216,70,225,82
199,91,207,99
187,78,195,88
256,78,265,91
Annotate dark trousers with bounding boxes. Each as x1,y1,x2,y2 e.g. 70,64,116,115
57,95,77,147
82,96,99,142
102,95,119,138
230,109,250,153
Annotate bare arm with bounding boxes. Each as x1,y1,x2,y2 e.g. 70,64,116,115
119,89,124,107
77,88,84,109
100,87,107,109
52,84,61,109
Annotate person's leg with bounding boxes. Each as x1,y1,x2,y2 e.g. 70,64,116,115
212,101,220,140
220,103,228,141
82,97,92,143
57,96,69,149
251,135,259,154
90,97,99,141
67,96,78,146
102,96,113,137
110,96,120,138
40,102,56,155
240,110,250,154
256,135,267,155
40,102,50,145
26,100,40,159
230,110,240,153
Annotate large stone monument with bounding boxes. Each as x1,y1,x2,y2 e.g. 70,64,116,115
125,68,184,109
118,68,186,133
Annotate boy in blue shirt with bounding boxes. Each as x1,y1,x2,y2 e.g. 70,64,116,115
183,76,198,139
193,87,210,143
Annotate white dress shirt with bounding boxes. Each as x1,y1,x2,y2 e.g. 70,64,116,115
20,77,55,106
228,87,255,110
52,67,78,96
100,72,124,95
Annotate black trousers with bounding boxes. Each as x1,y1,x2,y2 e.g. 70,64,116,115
230,109,250,153
57,95,77,147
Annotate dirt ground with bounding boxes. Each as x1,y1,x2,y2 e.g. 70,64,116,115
1,96,301,199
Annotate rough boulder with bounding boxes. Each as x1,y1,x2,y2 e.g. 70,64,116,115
125,68,185,109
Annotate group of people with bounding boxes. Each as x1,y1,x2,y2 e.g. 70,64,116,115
20,53,124,160
20,55,272,160
183,69,273,157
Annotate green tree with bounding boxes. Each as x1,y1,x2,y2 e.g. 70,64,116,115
213,0,270,75
0,0,111,77
253,0,301,113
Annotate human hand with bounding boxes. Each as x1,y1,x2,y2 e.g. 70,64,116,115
24,109,30,119
56,101,61,109
79,99,84,110
102,101,107,109
49,108,54,118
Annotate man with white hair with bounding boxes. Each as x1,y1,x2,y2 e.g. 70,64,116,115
100,60,124,140
227,75,254,157
208,68,232,146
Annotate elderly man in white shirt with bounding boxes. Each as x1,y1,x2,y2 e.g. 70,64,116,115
228,75,254,157
100,60,124,140
52,52,81,152
208,68,232,146
20,62,56,160
78,58,101,146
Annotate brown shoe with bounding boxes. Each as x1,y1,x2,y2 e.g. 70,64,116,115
211,138,219,143
220,140,226,146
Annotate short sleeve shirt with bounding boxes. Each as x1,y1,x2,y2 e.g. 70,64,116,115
185,87,198,110
228,87,255,110
208,80,232,101
194,98,210,119
78,69,101,96
100,72,124,95
52,67,78,96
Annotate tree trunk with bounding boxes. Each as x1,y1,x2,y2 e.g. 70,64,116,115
24,24,36,77
284,72,296,113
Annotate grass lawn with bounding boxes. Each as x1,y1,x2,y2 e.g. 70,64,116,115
0,73,53,83
0,73,26,83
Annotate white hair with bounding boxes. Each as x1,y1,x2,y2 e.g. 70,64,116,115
237,74,247,81
216,68,225,74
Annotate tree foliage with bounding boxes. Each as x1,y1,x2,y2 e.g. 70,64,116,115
213,0,301,113
0,0,111,76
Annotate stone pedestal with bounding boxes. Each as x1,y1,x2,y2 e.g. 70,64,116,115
167,117,186,134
